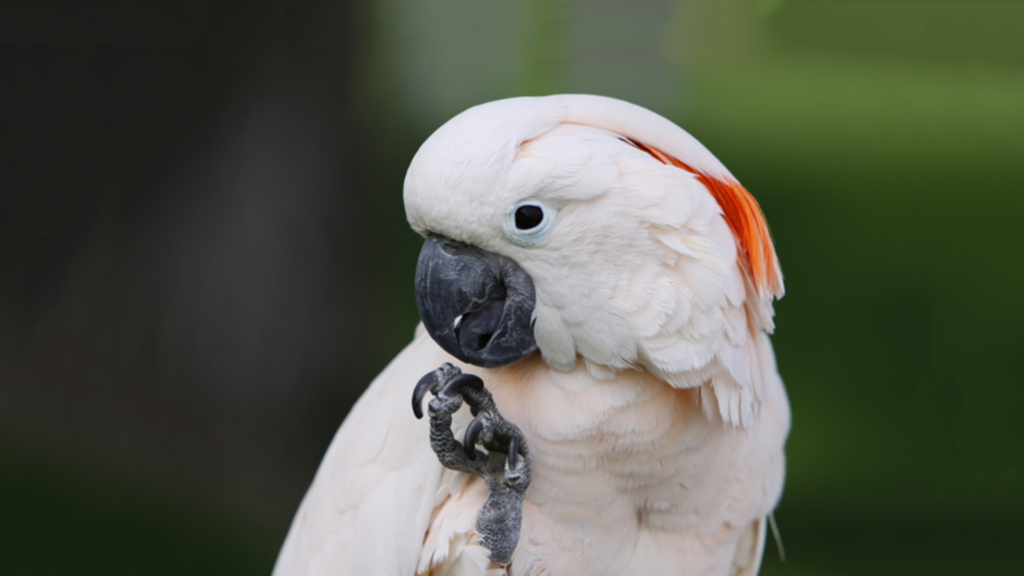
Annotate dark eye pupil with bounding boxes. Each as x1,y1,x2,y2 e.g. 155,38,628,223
514,205,544,230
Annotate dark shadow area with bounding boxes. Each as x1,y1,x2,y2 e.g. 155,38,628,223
0,2,388,571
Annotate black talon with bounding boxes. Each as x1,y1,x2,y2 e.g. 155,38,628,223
440,373,484,399
507,435,518,469
412,371,439,419
464,412,489,461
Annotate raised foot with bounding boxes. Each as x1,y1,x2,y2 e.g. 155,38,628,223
412,363,532,567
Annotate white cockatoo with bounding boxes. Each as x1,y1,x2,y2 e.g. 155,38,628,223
273,94,789,576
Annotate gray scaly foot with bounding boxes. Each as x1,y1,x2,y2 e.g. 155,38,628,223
413,363,532,567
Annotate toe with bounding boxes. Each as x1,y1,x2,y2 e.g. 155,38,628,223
427,394,462,417
412,363,462,419
439,373,484,400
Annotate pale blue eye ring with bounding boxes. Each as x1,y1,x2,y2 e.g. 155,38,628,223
504,200,556,246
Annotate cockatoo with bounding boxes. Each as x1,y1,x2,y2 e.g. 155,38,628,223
273,94,789,576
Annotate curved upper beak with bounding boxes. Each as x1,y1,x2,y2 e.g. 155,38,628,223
414,235,538,368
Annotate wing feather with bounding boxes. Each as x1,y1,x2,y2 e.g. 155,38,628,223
273,329,453,576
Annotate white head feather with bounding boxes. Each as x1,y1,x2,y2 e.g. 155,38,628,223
404,95,784,428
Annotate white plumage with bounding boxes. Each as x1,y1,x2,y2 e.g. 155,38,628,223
274,95,790,576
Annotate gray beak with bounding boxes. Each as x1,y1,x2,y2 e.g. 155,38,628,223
415,235,538,368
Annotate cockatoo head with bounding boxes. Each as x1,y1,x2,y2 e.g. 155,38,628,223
405,95,783,390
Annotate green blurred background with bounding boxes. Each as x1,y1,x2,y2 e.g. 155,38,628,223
2,1,1022,574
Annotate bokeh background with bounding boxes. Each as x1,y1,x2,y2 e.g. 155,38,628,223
2,1,1022,574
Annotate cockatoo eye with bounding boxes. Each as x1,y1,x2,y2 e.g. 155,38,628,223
504,201,555,246
514,205,544,229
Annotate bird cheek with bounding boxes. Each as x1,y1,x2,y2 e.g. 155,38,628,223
531,302,577,372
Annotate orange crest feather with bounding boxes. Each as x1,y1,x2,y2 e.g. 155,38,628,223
630,139,783,300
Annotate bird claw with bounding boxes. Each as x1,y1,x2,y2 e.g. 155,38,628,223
411,363,532,567
463,410,489,461
462,410,529,487
412,363,463,419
